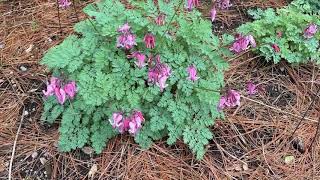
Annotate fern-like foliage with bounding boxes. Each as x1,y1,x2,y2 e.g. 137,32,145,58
238,3,320,64
41,0,229,159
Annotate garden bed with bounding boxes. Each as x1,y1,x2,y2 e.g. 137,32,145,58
1,0,319,179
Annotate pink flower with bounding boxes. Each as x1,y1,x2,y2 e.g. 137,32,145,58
118,23,131,33
216,0,231,9
210,7,217,22
230,34,256,53
54,87,66,105
271,44,280,53
304,24,317,39
110,112,126,133
247,81,257,95
129,111,144,135
217,96,227,111
277,31,282,38
225,90,241,107
155,14,166,26
187,65,199,82
63,81,77,99
246,35,256,48
43,77,60,97
116,23,137,50
187,0,200,11
59,0,71,8
128,52,147,68
148,55,171,91
117,34,137,49
144,33,156,49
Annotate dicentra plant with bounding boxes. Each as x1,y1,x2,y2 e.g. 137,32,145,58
237,3,320,64
41,0,229,159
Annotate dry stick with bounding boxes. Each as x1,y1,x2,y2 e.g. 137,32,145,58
56,0,62,34
241,95,318,123
8,107,25,180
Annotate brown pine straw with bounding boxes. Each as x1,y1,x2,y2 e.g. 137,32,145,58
1,0,320,179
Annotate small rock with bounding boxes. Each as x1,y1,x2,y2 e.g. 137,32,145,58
82,146,94,155
284,155,295,164
31,151,38,159
24,111,29,116
0,43,4,49
32,108,35,111
88,164,98,178
280,67,285,72
20,66,27,72
40,157,47,165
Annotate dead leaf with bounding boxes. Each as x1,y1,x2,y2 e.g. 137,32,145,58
242,162,249,171
31,151,38,159
88,164,98,179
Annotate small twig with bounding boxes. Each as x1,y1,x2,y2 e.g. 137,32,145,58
241,95,318,123
8,107,25,180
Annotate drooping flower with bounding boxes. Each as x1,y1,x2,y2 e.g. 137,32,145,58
225,89,241,107
110,112,126,133
54,87,66,105
116,23,137,50
210,7,217,22
187,65,200,82
246,35,256,48
43,77,60,97
304,24,318,39
144,33,156,49
128,111,145,135
277,31,283,38
187,0,200,11
148,55,171,91
128,52,147,68
59,0,72,8
217,96,227,111
155,14,166,26
216,0,232,9
230,34,256,54
117,33,137,50
63,81,77,99
247,81,258,95
117,23,131,33
271,44,280,53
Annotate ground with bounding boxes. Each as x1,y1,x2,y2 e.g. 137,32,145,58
1,0,319,179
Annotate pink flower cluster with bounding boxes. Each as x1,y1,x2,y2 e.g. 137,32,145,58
59,0,71,8
148,55,171,91
43,77,77,105
116,23,137,49
218,81,259,111
110,111,145,135
230,34,256,54
304,24,318,39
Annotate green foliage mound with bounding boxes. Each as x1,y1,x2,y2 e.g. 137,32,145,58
237,3,320,64
41,0,229,159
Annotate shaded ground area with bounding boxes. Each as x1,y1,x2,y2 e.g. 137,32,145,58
1,0,319,179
